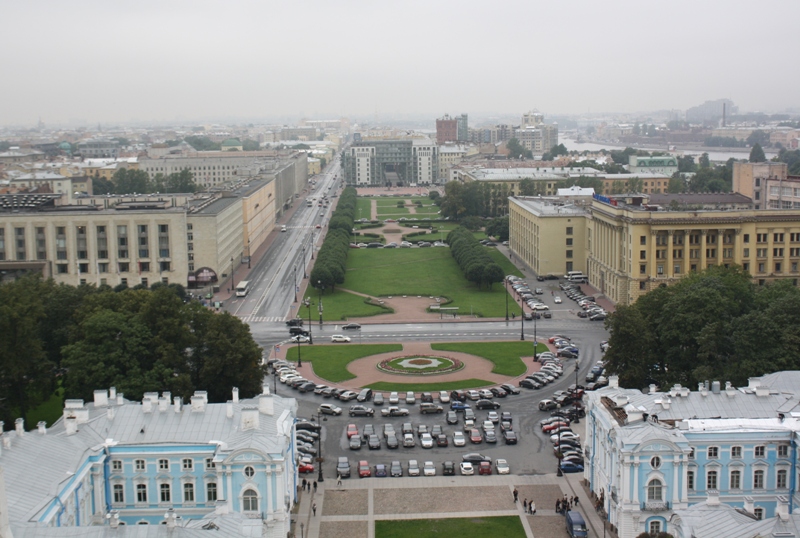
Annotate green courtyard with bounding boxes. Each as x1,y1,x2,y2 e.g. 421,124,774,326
375,516,525,538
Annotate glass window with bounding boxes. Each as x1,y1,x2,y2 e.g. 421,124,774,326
778,445,789,457
650,456,661,469
159,459,169,471
112,460,122,472
207,482,217,502
707,470,718,489
182,458,193,471
730,470,741,489
205,458,216,470
244,466,255,478
113,484,124,503
754,508,764,520
242,489,258,511
184,483,194,502
754,470,764,489
687,470,695,490
649,521,662,534
731,446,742,458
778,469,788,489
755,446,765,457
136,484,147,503
708,446,719,458
160,483,171,502
135,459,146,472
647,479,663,501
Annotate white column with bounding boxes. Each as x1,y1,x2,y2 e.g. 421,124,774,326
225,468,233,512
633,460,640,503
673,458,680,504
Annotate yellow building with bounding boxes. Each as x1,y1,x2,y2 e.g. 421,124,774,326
306,158,321,175
509,197,588,278
589,194,800,305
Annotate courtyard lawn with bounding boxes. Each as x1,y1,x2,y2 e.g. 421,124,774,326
431,341,548,376
377,206,410,215
366,379,494,392
338,248,523,318
375,516,525,538
296,288,392,322
356,198,372,220
284,344,402,382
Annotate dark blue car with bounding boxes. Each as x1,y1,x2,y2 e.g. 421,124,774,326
560,461,584,473
450,401,472,412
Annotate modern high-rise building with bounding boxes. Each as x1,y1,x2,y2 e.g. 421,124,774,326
456,114,468,142
436,114,458,145
342,139,439,186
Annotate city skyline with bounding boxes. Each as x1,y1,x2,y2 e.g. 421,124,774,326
1,0,799,126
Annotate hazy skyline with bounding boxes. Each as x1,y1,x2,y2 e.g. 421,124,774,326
3,0,799,127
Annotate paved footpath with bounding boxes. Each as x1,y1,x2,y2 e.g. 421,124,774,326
293,466,609,538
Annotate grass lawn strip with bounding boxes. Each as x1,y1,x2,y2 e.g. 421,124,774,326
375,516,525,538
340,249,523,318
366,378,495,392
431,341,548,377
284,344,402,382
355,198,372,220
304,288,392,321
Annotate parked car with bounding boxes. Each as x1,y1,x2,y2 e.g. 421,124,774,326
423,461,436,476
374,464,388,477
367,434,381,450
336,457,351,478
446,411,459,425
349,435,362,450
381,406,409,417
408,459,420,476
420,433,434,448
318,403,342,416
403,433,416,448
390,461,403,477
438,391,451,403
478,461,493,475
559,461,584,473
358,460,371,478
452,431,466,446
346,424,359,438
459,462,474,475
476,399,500,410
373,393,385,406
389,392,400,404
420,403,444,414
450,400,471,411
442,461,456,475
349,405,375,417
495,459,510,475
405,391,416,404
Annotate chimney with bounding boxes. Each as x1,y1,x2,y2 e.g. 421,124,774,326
776,496,789,521
37,421,47,435
711,381,721,394
65,416,78,435
748,378,761,390
158,397,169,412
164,508,177,528
174,396,182,413
107,406,115,421
259,393,274,416
725,381,736,397
107,511,120,528
15,418,24,437
699,383,708,397
196,391,208,404
232,387,240,403
743,496,754,514
144,392,158,404
93,389,108,407
649,384,657,394
109,387,117,400
162,391,171,405
755,385,770,397
191,394,206,412
241,407,259,430
262,385,270,395
142,398,153,413
659,399,671,410
116,392,124,405
608,375,619,389
706,489,720,506
226,400,234,419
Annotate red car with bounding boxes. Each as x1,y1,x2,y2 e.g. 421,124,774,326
299,463,315,474
346,424,359,439
469,429,483,444
542,421,570,433
478,461,492,475
358,460,372,478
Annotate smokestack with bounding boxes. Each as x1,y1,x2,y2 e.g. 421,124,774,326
722,102,726,128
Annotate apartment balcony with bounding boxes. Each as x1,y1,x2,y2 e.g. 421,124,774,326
641,501,670,512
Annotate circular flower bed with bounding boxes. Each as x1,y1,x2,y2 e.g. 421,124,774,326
377,355,464,376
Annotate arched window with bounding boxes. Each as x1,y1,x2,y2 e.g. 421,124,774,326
647,479,663,501
242,489,258,512
649,520,662,533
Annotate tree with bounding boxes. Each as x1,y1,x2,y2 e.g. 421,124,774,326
746,130,769,148
460,216,482,231
677,156,696,173
483,263,505,289
698,153,710,169
485,216,509,241
749,143,767,163
113,168,151,194
776,148,800,174
164,168,198,193
242,139,260,151
92,176,114,195
518,179,541,196
506,138,532,160
667,177,685,193
428,191,440,201
184,136,221,151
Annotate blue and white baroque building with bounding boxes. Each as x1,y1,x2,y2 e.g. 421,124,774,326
585,372,800,538
0,386,300,538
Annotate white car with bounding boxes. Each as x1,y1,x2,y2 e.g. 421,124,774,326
400,241,412,248
280,373,301,384
331,335,351,343
495,458,510,475
460,462,474,475
452,431,466,447
389,392,400,404
403,433,416,447
405,391,416,404
423,461,436,476
550,431,581,443
291,335,310,343
420,433,434,448
408,459,420,476
482,420,495,432
487,411,500,424
438,391,451,403
554,296,562,304
532,303,550,310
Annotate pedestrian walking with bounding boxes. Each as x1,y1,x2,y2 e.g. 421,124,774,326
523,499,528,512
556,499,561,513
570,496,575,507
312,503,317,516
513,488,519,502
336,473,342,487
313,481,317,493
574,496,579,506
302,478,307,490
530,501,536,515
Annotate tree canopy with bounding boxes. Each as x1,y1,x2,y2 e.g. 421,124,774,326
106,167,199,194
447,227,504,289
506,138,533,160
749,143,767,163
603,266,800,390
0,276,265,426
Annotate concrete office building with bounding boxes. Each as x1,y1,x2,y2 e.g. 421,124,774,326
453,166,601,196
514,124,559,155
585,372,800,537
76,139,120,159
0,387,299,537
732,162,797,210
342,139,438,186
436,115,458,145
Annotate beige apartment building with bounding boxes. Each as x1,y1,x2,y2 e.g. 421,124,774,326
509,192,800,305
732,161,799,210
509,197,588,278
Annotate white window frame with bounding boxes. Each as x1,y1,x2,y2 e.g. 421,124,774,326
135,459,146,472
159,459,169,471
112,460,123,472
182,458,194,471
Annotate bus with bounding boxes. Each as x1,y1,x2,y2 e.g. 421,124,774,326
307,199,314,207
235,281,251,297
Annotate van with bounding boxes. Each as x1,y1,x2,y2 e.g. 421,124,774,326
565,510,588,538
568,273,588,283
281,225,287,232
565,271,583,279
357,389,373,402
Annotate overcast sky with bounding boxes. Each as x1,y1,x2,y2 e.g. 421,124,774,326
2,0,798,126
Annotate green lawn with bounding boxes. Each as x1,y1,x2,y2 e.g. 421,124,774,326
285,344,402,382
356,198,372,220
295,288,392,322
431,341,548,376
366,379,494,391
375,516,525,538
377,206,410,215
338,248,522,317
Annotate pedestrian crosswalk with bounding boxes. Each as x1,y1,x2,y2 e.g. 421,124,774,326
241,315,285,323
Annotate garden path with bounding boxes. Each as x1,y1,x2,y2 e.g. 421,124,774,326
336,288,450,322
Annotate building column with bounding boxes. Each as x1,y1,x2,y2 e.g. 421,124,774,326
633,459,640,503
667,231,674,279
672,458,680,505
700,230,708,270
717,230,725,266
650,230,658,279
734,229,743,266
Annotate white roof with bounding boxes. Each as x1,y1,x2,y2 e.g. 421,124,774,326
556,185,595,196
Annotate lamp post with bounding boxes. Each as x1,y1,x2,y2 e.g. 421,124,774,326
230,256,235,292
318,280,324,326
505,280,509,321
294,265,298,303
303,298,313,344
296,332,302,368
556,404,563,476
302,246,307,279
573,359,581,424
520,297,525,341
533,309,538,358
310,414,325,483
247,239,251,269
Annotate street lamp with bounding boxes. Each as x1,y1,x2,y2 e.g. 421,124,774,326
318,280,324,326
302,246,307,279
556,404,564,477
247,239,251,269
310,414,325,483
573,359,581,424
505,280,509,321
296,332,302,368
520,297,525,341
303,298,313,345
294,265,298,303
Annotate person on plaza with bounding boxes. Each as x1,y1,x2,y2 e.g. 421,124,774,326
570,495,575,507
312,503,317,516
556,499,561,513
530,501,536,515
313,481,317,493
523,499,528,512
574,496,579,506
302,478,307,491
336,473,342,487
513,488,519,502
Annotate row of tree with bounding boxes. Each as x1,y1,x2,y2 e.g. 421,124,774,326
309,187,358,293
438,181,511,219
0,277,265,428
447,227,504,289
603,266,800,391
93,168,199,195
183,136,260,152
